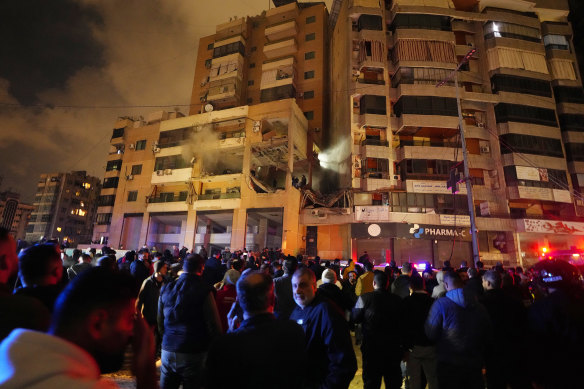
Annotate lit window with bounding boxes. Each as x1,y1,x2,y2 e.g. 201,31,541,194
83,183,91,189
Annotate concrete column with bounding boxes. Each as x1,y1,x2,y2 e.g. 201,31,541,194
183,209,197,251
139,212,150,247
231,208,247,251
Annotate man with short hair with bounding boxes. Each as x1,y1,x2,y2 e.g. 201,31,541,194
131,249,150,284
290,268,357,388
355,261,375,297
137,260,168,355
352,271,403,389
0,228,50,341
206,271,306,388
481,270,529,389
158,254,222,389
0,267,157,388
14,243,65,312
391,262,412,299
425,271,492,389
273,257,297,319
67,252,92,280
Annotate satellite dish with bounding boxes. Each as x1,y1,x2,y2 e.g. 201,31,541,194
204,103,214,112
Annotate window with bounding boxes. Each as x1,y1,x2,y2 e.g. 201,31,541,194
251,46,257,52
559,114,584,132
248,80,254,86
495,103,557,127
305,51,315,60
154,155,189,171
503,166,568,189
304,70,315,79
544,34,569,50
260,84,296,103
305,33,315,41
205,58,212,68
484,21,541,43
103,177,119,189
131,164,142,175
247,97,253,104
304,111,314,120
111,127,124,139
553,86,584,104
97,195,115,207
499,134,564,158
249,62,255,68
106,159,122,171
127,191,138,202
304,90,315,99
357,14,383,31
135,140,147,150
393,96,459,117
306,15,316,24
213,41,245,59
207,43,214,50
361,158,389,178
491,74,551,97
391,67,452,87
360,95,387,115
389,14,451,32
96,213,112,225
158,127,194,148
565,143,584,162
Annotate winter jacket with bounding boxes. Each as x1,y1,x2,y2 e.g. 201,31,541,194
136,274,165,326
401,291,434,349
158,273,220,353
290,294,357,389
352,289,403,349
391,274,411,299
273,274,295,320
425,288,492,368
130,259,149,285
0,329,117,388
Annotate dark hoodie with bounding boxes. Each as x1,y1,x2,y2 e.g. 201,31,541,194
425,288,492,368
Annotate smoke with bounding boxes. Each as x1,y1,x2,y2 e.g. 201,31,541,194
184,125,243,176
313,136,352,192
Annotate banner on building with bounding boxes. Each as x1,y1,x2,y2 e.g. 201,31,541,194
521,219,584,235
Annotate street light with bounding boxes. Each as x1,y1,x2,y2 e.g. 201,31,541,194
437,47,480,267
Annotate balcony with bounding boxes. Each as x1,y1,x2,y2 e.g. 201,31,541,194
209,53,244,83
263,38,297,60
146,192,189,212
265,19,298,42
197,192,241,200
395,140,461,162
151,168,192,185
391,114,459,135
507,185,572,204
260,57,296,90
207,80,240,104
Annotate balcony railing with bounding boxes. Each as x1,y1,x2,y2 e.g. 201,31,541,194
398,140,461,148
361,171,390,179
147,192,188,203
197,192,241,200
357,79,385,85
361,139,389,147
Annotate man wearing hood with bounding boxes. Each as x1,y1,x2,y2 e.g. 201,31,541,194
425,271,492,389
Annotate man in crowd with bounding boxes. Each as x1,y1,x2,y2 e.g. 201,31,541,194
0,267,157,388
425,271,492,389
290,268,357,388
67,252,92,280
391,262,412,299
273,257,297,319
158,254,222,388
480,270,528,389
355,261,375,297
206,271,306,388
402,275,437,389
352,271,403,389
131,249,151,285
137,260,168,355
14,243,65,312
0,228,50,341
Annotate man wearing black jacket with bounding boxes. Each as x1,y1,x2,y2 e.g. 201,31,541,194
290,267,357,388
352,271,403,389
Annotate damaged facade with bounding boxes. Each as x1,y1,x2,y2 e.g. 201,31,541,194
93,0,584,269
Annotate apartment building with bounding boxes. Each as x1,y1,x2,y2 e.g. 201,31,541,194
25,171,101,244
0,192,34,241
92,1,329,255
93,99,308,254
305,0,584,268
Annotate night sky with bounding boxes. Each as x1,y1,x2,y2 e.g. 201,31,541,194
0,1,580,203
0,0,336,203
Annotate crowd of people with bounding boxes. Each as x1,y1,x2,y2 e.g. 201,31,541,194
1,228,583,389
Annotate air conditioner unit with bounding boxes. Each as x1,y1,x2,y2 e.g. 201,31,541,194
128,143,135,150
340,208,351,215
311,209,320,216
126,175,134,180
156,170,164,176
164,169,172,175
480,146,490,153
153,147,161,153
